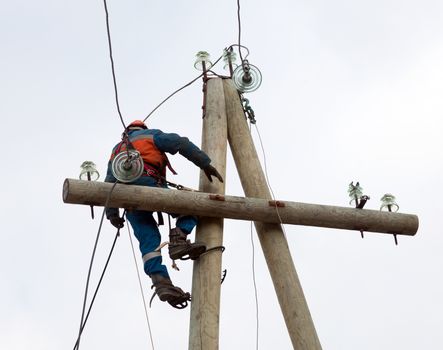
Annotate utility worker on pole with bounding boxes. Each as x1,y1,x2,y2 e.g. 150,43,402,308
105,120,223,309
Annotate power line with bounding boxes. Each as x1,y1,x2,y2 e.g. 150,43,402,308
250,222,260,350
253,123,288,238
74,209,107,350
143,73,204,122
237,0,244,62
73,182,118,350
73,226,120,350
102,0,234,128
102,0,126,129
143,53,224,122
247,121,260,349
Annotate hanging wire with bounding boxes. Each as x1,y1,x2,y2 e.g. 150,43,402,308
73,182,118,350
73,224,121,350
74,2,128,347
236,4,262,343
143,53,224,122
250,221,260,350
102,0,126,129
247,121,260,349
103,0,233,127
143,73,203,122
127,224,155,349
236,0,245,62
253,124,288,238
227,44,250,61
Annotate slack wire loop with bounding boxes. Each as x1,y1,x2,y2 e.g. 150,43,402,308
103,0,126,129
73,181,118,350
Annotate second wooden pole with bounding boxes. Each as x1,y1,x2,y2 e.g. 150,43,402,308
224,79,322,349
189,78,228,350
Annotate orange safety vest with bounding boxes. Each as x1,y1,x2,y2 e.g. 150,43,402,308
110,134,176,178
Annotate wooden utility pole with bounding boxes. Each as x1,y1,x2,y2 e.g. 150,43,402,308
63,78,420,350
189,78,228,350
224,79,322,349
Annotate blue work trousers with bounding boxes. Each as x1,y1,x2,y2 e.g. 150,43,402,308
127,210,197,278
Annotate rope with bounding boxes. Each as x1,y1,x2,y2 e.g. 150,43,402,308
127,224,156,349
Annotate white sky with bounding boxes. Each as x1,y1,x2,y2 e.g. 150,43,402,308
1,0,442,349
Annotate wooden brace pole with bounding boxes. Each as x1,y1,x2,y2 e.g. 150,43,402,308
224,79,322,349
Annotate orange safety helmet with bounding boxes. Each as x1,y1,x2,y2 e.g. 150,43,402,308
127,120,147,129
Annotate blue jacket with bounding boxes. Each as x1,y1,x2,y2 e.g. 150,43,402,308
105,128,211,218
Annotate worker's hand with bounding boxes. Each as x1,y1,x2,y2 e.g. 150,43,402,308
203,164,223,183
109,215,125,229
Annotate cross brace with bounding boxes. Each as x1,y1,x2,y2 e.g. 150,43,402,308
63,178,418,236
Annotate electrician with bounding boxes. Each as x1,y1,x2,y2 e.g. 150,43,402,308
105,120,223,308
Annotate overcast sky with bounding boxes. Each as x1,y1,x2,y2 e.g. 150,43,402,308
1,0,442,349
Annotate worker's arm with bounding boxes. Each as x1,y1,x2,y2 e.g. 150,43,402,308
153,131,211,168
154,131,223,182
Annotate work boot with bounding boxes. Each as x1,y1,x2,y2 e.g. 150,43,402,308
150,274,191,309
168,227,206,260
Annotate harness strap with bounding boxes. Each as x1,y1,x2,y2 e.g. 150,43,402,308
143,162,162,177
164,154,177,175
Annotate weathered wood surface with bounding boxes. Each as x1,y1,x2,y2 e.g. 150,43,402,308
189,78,228,350
63,178,419,236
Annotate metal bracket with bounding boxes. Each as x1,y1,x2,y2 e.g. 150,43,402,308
269,200,285,208
209,194,225,201
356,195,370,209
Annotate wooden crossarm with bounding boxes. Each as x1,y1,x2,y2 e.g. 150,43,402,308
63,178,418,236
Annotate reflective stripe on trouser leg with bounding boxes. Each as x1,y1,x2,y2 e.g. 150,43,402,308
126,209,169,278
142,251,162,263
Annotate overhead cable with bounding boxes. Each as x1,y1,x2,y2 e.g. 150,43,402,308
143,53,224,122
73,182,118,350
253,124,288,240
102,0,126,129
237,0,245,62
73,225,121,350
250,222,260,350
